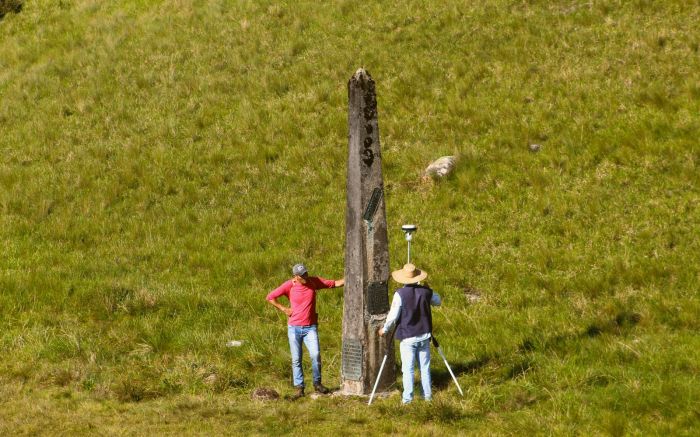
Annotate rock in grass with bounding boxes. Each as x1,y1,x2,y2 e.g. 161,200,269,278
424,156,457,179
251,387,280,401
463,285,482,303
465,293,481,303
203,374,218,385
529,144,541,152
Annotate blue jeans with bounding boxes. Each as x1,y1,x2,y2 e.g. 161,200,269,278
399,337,432,403
287,325,321,388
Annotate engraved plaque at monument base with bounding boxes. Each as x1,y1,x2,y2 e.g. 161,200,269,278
341,338,363,381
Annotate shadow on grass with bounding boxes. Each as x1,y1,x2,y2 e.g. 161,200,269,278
432,355,491,390
518,309,642,356
431,309,642,391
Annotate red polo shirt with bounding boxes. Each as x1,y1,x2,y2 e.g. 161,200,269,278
266,276,336,326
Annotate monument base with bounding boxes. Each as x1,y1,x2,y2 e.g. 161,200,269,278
331,388,400,399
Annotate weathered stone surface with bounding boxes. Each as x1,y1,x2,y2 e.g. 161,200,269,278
341,68,395,395
425,156,457,179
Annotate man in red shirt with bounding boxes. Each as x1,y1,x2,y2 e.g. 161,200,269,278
266,263,344,400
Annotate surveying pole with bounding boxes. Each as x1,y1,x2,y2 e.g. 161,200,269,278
401,223,464,397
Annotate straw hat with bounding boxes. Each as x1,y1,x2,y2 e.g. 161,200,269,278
391,263,428,284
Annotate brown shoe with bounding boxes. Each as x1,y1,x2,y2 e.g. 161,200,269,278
288,386,304,400
314,383,330,394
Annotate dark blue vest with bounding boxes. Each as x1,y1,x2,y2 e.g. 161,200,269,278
395,285,433,341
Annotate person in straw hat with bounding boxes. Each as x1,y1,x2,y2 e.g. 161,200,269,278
379,263,441,404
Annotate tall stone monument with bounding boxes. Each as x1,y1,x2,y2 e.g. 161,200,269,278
341,69,395,395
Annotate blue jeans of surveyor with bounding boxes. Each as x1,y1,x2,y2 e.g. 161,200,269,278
287,325,321,388
399,337,432,403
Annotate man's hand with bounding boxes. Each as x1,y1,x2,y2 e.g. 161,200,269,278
378,328,385,337
268,297,293,317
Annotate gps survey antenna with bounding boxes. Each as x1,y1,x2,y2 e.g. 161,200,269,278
401,224,417,264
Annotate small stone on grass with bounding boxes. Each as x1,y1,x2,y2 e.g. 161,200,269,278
251,387,280,401
424,156,457,179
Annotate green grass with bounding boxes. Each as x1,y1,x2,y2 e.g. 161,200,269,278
1,0,699,434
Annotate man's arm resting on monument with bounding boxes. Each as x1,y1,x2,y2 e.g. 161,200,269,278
314,277,343,289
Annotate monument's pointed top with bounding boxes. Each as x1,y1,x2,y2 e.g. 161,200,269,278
351,67,373,82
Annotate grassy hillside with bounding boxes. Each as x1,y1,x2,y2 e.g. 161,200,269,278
1,0,699,435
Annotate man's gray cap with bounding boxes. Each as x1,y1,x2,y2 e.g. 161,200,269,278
292,264,308,276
